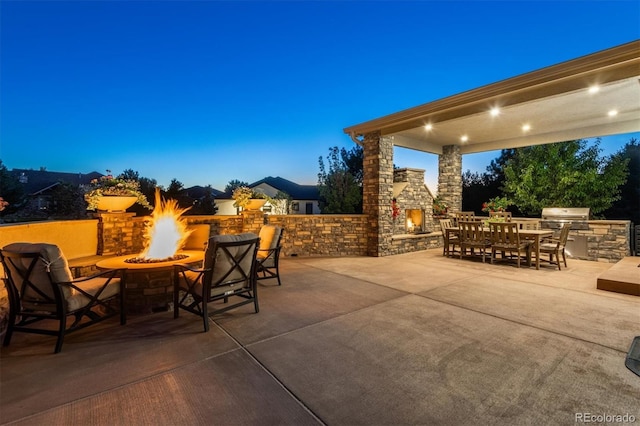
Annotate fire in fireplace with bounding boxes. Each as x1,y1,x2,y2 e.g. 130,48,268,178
127,189,193,263
405,209,425,233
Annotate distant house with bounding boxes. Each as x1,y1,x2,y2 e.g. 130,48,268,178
183,185,224,200
215,176,320,215
10,169,102,212
182,185,224,214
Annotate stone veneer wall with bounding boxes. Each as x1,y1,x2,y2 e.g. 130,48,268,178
438,145,462,212
390,233,442,255
96,212,369,258
96,212,144,256
362,132,394,256
393,168,435,234
580,221,631,262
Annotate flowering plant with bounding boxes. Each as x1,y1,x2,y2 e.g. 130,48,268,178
232,186,268,208
482,196,510,213
391,198,400,220
84,170,151,210
433,196,448,215
0,197,8,212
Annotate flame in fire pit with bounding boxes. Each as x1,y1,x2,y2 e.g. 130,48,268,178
137,189,192,261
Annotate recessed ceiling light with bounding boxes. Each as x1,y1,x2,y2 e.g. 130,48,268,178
460,135,468,143
588,85,600,94
522,124,531,132
490,107,500,117
424,124,433,131
608,109,618,117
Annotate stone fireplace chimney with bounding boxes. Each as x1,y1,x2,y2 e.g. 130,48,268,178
392,168,434,234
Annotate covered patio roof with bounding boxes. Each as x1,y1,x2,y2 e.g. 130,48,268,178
344,40,640,154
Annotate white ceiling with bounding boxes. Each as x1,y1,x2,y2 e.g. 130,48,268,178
344,41,640,155
393,77,640,154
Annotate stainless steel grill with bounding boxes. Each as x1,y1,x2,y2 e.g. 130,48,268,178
540,207,590,230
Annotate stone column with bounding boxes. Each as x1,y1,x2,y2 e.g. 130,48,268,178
438,145,462,213
362,132,394,256
96,212,141,255
241,210,266,234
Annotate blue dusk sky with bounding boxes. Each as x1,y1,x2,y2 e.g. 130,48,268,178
1,1,639,193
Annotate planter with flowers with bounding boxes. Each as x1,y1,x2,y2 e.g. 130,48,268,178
481,196,510,214
232,186,269,211
84,171,152,212
433,196,449,218
391,198,401,233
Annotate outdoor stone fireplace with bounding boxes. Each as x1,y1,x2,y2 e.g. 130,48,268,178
393,168,435,235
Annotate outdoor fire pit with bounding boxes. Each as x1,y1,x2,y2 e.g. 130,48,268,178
95,189,204,314
96,250,203,314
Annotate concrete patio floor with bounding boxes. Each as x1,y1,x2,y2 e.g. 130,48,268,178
1,249,639,425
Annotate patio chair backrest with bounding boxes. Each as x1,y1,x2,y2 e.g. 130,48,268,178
183,224,211,251
439,219,454,233
455,212,476,223
557,223,571,248
489,211,512,222
1,243,74,304
489,222,521,245
516,220,540,230
258,225,283,253
458,221,485,242
203,233,259,289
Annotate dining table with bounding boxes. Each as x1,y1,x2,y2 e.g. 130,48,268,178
518,229,554,269
445,227,553,270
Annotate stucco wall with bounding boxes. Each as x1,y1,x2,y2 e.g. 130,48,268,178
0,220,98,259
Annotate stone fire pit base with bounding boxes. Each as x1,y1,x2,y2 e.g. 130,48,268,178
96,250,204,315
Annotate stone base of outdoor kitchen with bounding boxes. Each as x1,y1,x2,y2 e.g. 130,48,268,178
596,257,640,296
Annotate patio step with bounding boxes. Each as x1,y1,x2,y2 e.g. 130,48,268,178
597,256,640,296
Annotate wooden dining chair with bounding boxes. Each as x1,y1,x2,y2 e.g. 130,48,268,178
453,211,476,227
489,211,512,222
539,223,571,270
458,221,491,263
439,219,459,257
489,222,532,268
515,220,541,230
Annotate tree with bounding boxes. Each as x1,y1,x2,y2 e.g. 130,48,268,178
462,170,500,215
0,160,25,213
117,170,157,216
270,190,292,215
225,179,249,194
49,182,86,218
189,185,218,215
502,140,628,216
603,138,639,224
118,169,139,181
164,179,192,209
317,146,363,214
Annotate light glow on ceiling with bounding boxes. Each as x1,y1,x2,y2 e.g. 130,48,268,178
460,135,469,142
424,124,433,131
522,124,531,132
608,109,618,117
490,107,500,117
588,85,600,94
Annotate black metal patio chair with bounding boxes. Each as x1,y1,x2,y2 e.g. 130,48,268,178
0,243,126,353
173,233,260,332
256,225,284,286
